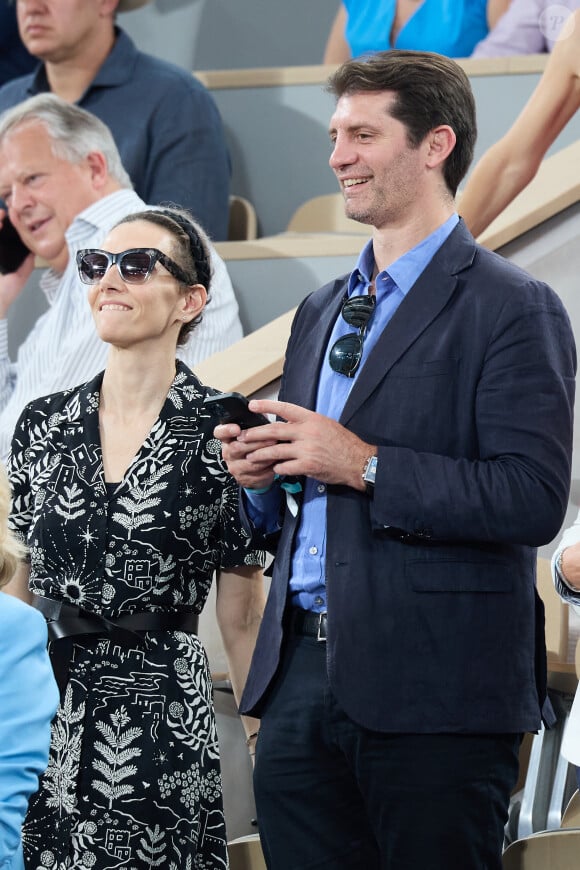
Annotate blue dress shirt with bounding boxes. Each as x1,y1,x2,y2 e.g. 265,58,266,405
247,214,459,611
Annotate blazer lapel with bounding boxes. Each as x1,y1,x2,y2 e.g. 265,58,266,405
340,221,477,425
290,277,347,411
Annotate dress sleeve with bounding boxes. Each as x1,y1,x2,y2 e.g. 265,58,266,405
6,403,34,549
217,471,266,571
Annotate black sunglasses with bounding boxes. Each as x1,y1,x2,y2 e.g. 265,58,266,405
76,247,191,285
328,294,376,377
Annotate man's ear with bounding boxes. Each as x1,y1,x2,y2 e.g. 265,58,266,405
179,284,208,323
425,125,456,169
85,150,110,191
100,0,121,18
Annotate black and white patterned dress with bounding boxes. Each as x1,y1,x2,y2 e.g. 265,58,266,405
8,361,264,870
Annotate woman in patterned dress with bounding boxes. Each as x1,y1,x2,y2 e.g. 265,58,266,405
5,207,265,870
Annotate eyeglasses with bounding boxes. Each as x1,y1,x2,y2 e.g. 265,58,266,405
76,247,191,285
328,294,376,377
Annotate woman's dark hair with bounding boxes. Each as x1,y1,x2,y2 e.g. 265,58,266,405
327,50,477,196
114,205,213,346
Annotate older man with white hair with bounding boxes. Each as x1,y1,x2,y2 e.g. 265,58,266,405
0,94,242,461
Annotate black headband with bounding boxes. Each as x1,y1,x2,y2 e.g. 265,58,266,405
158,209,211,289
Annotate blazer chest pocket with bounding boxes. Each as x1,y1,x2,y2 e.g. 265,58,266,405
371,359,460,450
406,559,513,593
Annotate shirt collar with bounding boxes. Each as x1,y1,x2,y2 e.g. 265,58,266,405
27,62,49,96
348,213,460,298
90,28,138,89
65,189,142,247
39,268,61,305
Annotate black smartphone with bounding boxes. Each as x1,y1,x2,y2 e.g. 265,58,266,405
203,392,269,429
0,215,30,275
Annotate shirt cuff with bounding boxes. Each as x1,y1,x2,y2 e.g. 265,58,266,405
554,550,580,601
243,482,282,535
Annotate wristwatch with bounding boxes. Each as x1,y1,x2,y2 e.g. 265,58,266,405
362,455,378,493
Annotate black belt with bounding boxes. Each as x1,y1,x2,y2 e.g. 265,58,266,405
33,595,199,643
34,595,200,699
287,608,327,641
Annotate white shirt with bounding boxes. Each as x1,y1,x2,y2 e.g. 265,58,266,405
551,512,580,766
0,189,243,460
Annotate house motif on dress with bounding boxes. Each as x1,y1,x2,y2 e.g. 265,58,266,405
105,828,131,861
124,560,153,590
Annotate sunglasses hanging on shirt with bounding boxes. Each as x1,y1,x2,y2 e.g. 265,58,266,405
328,294,376,377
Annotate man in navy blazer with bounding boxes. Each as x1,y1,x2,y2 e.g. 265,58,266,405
216,50,576,870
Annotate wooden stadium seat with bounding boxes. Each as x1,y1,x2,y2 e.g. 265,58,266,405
286,193,369,234
536,557,569,666
502,828,580,869
561,790,580,828
228,195,258,241
227,834,266,870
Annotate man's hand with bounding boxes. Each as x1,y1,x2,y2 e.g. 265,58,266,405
214,418,280,491
216,399,376,492
0,210,35,318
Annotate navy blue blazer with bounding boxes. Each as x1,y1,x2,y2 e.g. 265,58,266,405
240,221,576,734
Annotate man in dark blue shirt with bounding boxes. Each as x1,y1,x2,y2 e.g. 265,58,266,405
0,0,230,240
0,0,35,87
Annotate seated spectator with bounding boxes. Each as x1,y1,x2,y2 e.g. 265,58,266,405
459,8,580,237
0,462,59,870
0,94,243,462
323,0,511,63
551,518,580,791
0,0,230,240
473,0,580,57
0,0,35,87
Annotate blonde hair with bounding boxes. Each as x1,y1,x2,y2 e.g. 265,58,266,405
0,463,25,588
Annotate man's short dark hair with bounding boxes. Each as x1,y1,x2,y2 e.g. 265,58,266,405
327,50,477,196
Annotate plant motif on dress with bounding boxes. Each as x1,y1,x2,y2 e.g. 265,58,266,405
112,465,171,539
54,482,86,521
135,824,166,867
92,707,143,809
166,638,218,759
154,552,177,597
43,685,85,816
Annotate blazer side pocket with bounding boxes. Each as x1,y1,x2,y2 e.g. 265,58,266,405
406,559,513,593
